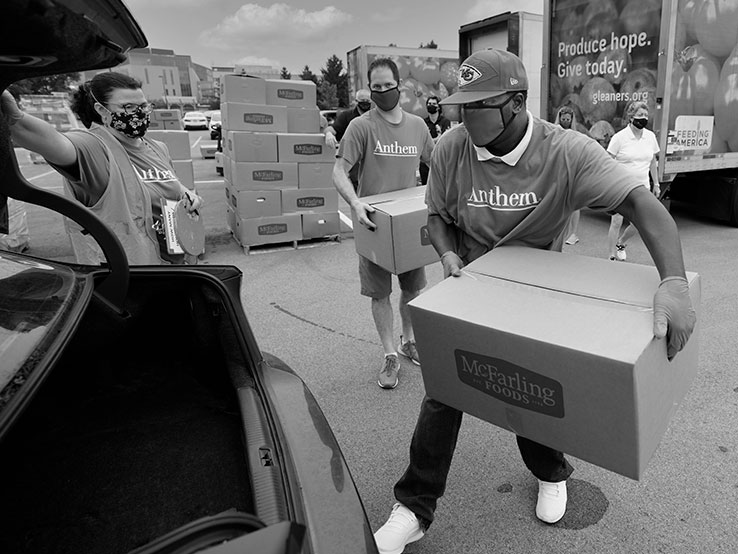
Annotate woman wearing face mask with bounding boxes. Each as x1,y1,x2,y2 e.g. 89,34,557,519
1,72,202,265
606,101,660,261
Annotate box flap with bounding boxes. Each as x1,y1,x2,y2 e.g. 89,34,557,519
465,246,698,308
363,185,426,206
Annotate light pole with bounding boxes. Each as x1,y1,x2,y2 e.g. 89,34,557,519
159,74,169,108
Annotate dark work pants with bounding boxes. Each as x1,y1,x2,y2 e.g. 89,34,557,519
393,395,574,530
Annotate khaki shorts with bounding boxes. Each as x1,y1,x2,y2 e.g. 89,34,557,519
359,256,427,299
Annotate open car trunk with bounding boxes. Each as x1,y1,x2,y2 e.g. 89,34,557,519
0,271,280,554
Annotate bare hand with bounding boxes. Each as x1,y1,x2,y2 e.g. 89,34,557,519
352,201,376,230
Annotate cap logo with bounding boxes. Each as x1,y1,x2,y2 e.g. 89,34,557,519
510,77,519,85
458,64,483,88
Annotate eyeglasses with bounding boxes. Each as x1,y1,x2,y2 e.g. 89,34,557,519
462,94,516,111
107,102,153,115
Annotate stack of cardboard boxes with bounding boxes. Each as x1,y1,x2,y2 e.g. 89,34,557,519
148,108,183,131
146,129,195,190
219,74,341,247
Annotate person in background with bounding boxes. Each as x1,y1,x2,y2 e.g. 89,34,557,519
419,95,451,186
1,72,202,265
555,105,582,245
332,58,434,390
373,48,695,554
606,101,661,262
325,89,372,191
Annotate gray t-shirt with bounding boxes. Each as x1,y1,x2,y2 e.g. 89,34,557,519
426,117,641,262
337,109,434,197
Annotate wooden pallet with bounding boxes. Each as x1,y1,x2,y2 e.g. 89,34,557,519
231,231,342,254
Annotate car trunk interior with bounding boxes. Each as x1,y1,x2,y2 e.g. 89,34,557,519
0,275,262,554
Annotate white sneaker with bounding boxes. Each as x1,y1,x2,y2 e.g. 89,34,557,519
374,503,424,554
536,480,567,524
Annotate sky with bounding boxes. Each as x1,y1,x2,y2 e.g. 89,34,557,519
123,0,544,75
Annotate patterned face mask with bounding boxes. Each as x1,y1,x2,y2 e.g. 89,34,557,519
106,108,151,138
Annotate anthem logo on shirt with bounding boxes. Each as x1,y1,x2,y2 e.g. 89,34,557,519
467,186,540,212
133,165,177,182
374,140,418,157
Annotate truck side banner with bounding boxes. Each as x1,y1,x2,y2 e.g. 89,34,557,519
547,0,662,144
546,0,738,175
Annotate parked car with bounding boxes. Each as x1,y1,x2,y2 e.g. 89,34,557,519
209,109,222,140
182,110,209,130
0,2,378,554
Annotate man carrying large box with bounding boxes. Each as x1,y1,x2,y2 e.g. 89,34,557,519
373,48,696,554
333,58,434,390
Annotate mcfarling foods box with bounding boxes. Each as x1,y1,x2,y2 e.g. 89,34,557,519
352,186,439,274
409,247,701,480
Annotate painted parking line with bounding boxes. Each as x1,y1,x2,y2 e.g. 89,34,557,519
191,136,202,150
27,170,57,181
195,179,225,185
339,210,353,230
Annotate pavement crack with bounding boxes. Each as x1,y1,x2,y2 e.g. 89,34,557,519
271,303,379,346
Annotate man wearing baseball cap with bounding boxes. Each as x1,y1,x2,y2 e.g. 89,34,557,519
374,48,696,553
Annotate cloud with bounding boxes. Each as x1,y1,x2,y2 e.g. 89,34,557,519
234,55,282,68
465,0,543,22
199,3,353,49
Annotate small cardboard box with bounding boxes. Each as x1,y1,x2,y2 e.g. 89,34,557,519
199,143,217,159
225,131,278,162
232,214,303,246
302,212,340,238
230,162,298,191
163,119,184,130
277,133,336,163
220,74,267,104
226,203,237,232
223,102,288,133
298,162,335,189
172,159,194,190
409,247,701,480
266,80,317,108
352,186,438,274
146,130,191,161
226,186,282,219
287,107,321,133
152,109,182,121
281,188,338,214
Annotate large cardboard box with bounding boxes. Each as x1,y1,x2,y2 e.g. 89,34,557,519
409,247,701,480
146,130,191,161
163,119,184,130
302,212,340,238
281,188,338,214
276,133,336,163
172,159,194,190
266,80,317,108
152,109,182,121
220,74,267,104
223,103,288,133
352,186,438,274
225,131,278,163
232,214,303,246
287,107,321,133
230,162,298,191
298,162,335,189
226,186,282,219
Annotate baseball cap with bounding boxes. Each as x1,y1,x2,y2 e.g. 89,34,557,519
441,48,528,105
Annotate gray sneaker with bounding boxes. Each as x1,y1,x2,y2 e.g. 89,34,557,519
398,336,420,366
378,354,400,389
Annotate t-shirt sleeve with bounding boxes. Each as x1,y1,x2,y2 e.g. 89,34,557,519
336,117,364,167
425,138,453,223
49,130,110,207
571,138,641,212
606,132,621,157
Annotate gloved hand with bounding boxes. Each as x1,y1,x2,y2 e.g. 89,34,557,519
441,251,464,278
324,132,338,149
653,276,696,361
183,190,203,213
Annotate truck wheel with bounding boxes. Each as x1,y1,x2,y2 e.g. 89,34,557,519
730,181,738,227
216,167,223,176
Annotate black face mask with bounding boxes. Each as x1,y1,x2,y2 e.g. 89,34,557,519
357,101,371,112
632,117,648,129
426,105,438,114
371,87,400,112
